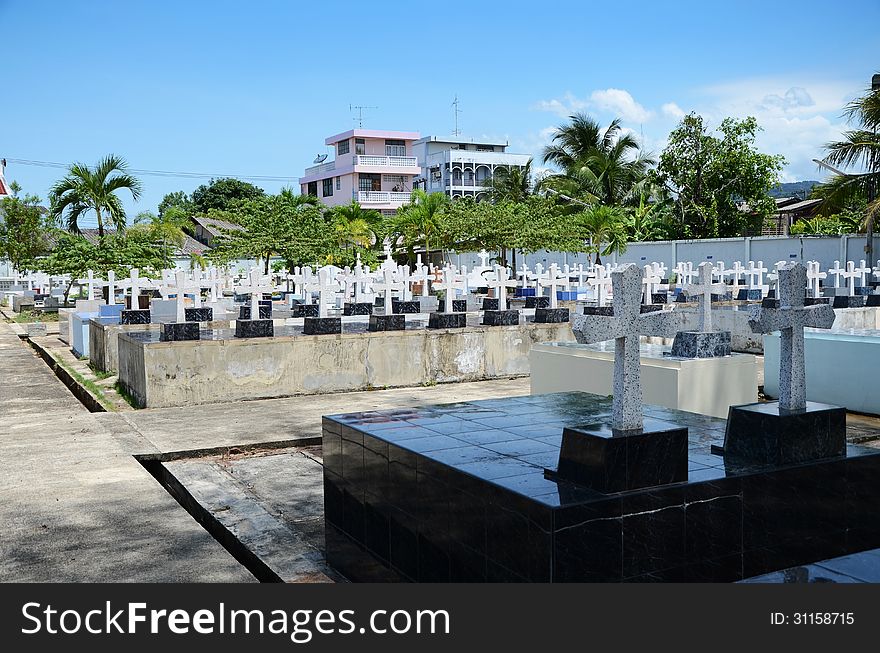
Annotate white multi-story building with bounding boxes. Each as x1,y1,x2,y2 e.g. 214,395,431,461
412,136,532,200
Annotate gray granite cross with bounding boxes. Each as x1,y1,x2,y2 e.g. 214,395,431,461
684,262,727,331
571,263,692,432
746,262,836,410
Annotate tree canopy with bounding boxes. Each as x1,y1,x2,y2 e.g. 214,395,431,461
191,178,265,214
0,184,52,272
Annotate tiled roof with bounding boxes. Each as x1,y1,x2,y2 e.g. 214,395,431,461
46,229,210,257
190,215,243,237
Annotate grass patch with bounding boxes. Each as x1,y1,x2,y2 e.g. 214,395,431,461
114,380,140,409
13,310,60,323
51,355,116,412
87,362,115,380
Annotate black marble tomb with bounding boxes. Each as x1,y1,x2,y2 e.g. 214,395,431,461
482,309,519,326
159,322,200,341
185,307,213,322
525,296,550,309
369,314,406,331
234,318,274,338
344,302,373,316
534,307,570,323
304,317,342,335
428,312,467,329
121,309,151,325
240,305,273,320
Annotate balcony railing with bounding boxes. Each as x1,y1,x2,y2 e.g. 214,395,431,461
303,161,336,177
357,191,411,204
354,155,418,168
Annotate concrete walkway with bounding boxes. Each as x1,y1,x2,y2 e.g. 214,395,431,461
0,322,254,582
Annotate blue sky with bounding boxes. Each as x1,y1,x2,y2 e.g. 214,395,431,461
2,0,878,225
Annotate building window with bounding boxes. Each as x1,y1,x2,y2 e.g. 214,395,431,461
335,176,341,190
355,138,365,155
307,182,317,197
385,139,406,157
323,178,333,197
359,174,380,192
477,146,494,152
383,174,406,185
337,140,350,156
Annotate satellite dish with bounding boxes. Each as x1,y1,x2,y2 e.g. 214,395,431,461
313,154,328,164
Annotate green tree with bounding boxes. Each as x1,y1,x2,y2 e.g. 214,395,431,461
485,159,533,203
387,190,449,263
49,154,143,237
569,204,629,264
0,183,51,271
191,178,265,214
158,190,195,217
655,114,784,239
131,207,191,261
329,201,382,253
541,115,652,205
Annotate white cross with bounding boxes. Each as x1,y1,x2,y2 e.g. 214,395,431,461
547,264,564,309
827,260,846,289
842,261,863,296
685,262,727,332
805,261,826,298
588,264,612,307
314,268,340,318
853,260,872,290
380,243,396,271
77,269,102,301
410,261,431,297
372,267,405,314
103,270,118,306
746,260,767,290
518,263,532,290
727,261,746,291
353,263,371,303
642,264,661,304
119,268,154,306
486,265,518,311
236,268,274,320
651,261,668,281
712,261,726,283
170,270,201,322
477,249,491,270
434,267,464,313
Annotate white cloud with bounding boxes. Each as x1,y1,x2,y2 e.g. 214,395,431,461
589,88,653,123
533,93,589,117
661,102,685,119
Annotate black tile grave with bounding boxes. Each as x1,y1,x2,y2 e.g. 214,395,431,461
804,297,830,306
833,295,866,308
525,296,550,309
723,401,846,466
324,392,880,583
234,318,274,338
736,288,763,301
856,286,873,296
669,331,731,358
369,314,406,331
121,309,151,325
304,317,342,335
482,309,519,326
534,307,570,323
392,299,421,314
482,298,499,311
159,322,200,341
867,294,880,307
651,292,668,304
675,293,691,303
711,292,733,302
290,303,318,318
240,305,273,320
428,312,467,329
344,302,373,316
185,307,213,322
440,299,467,312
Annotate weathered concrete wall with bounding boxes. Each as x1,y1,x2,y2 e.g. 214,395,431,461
89,320,234,373
117,322,575,408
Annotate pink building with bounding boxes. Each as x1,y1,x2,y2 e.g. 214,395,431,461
299,129,421,214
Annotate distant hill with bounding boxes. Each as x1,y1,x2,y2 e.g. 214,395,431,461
769,180,820,199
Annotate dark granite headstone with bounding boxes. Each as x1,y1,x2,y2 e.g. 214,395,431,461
761,298,780,309
240,305,273,320
482,309,519,326
736,288,762,301
440,299,467,312
234,319,274,338
651,292,668,304
534,307,570,323
856,286,873,296
185,307,213,322
723,401,846,465
369,314,406,331
804,297,830,306
482,298,499,311
833,295,866,308
866,294,880,307
766,289,776,299
675,293,691,303
584,306,614,316
160,322,200,342
120,309,151,325
391,299,420,314
290,304,319,318
428,312,467,329
669,331,732,358
343,302,373,316
303,317,342,335
525,296,550,309
711,292,733,302
552,418,688,493
515,288,536,297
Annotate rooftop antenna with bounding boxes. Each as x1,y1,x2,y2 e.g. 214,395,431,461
452,95,462,137
350,104,378,128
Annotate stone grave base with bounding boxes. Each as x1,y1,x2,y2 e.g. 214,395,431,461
534,307,569,323
392,300,421,314
670,331,732,358
369,314,405,332
651,292,668,304
722,400,846,465
291,304,319,318
482,298,499,311
833,296,866,309
160,322,200,342
323,392,880,582
240,305,273,320
235,319,274,338
736,288,762,301
343,302,373,316
482,309,519,326
530,341,756,419
121,309,151,325
428,312,467,329
304,317,342,335
525,296,550,309
440,299,467,313
185,307,214,322
867,295,880,307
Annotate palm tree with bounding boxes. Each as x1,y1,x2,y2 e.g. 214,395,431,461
485,159,533,203
542,115,652,205
132,207,190,261
330,201,382,250
387,189,449,263
573,204,629,264
816,79,880,248
49,154,143,238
